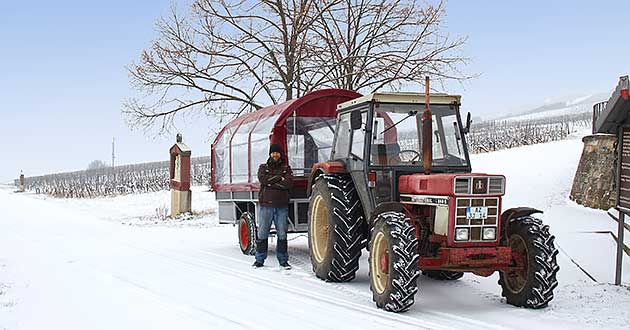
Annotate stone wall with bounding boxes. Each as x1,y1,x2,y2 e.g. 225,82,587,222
570,134,617,209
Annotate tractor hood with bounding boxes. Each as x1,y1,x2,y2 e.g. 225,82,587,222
398,173,506,196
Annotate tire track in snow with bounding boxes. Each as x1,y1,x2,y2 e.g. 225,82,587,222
2,190,512,330
280,243,517,330
1,222,252,330
135,246,443,330
4,219,400,330
161,246,514,330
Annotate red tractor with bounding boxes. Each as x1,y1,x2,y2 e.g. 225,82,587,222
306,82,559,312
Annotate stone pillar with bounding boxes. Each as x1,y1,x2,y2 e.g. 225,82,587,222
171,189,192,218
570,134,617,209
19,171,25,192
170,134,192,218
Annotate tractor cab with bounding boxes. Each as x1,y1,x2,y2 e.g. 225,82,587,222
335,92,470,170
329,92,472,216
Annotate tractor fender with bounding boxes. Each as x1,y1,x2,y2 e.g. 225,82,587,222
500,207,544,241
306,161,347,196
370,202,408,228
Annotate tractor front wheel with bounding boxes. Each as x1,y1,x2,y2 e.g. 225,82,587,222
498,216,559,308
369,212,420,312
238,212,257,255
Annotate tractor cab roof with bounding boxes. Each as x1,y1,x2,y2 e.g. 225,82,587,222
337,92,461,111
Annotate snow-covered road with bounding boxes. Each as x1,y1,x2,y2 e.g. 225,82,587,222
0,188,519,330
1,130,629,329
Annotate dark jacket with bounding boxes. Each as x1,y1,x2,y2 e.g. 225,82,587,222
258,158,293,208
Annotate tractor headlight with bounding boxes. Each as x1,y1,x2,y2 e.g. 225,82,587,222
482,227,497,240
455,228,469,241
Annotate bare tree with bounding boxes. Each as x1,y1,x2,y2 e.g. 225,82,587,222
305,0,470,92
87,160,109,170
124,0,469,133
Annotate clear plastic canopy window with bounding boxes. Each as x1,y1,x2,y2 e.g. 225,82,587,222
210,89,362,191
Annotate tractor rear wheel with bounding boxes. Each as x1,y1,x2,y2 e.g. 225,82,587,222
498,216,559,308
369,212,420,312
308,174,365,282
423,270,464,280
238,212,257,255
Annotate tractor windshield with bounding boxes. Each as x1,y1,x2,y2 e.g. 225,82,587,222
370,103,468,168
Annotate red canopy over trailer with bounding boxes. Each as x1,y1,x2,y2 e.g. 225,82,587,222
211,88,361,232
211,89,361,193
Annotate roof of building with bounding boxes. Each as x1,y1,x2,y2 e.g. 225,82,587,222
594,76,630,134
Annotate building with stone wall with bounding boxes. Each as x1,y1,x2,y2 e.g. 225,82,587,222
570,134,616,209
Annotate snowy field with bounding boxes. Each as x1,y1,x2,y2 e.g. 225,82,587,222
1,129,629,330
498,104,591,122
494,94,603,122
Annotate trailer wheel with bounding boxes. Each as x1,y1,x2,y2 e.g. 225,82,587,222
499,216,559,309
308,174,365,282
423,270,464,280
369,212,420,312
238,212,257,255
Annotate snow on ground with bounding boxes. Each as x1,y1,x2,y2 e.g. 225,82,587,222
1,129,629,330
472,128,630,284
22,186,220,228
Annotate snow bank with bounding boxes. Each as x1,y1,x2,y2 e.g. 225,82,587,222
20,186,219,228
471,128,630,284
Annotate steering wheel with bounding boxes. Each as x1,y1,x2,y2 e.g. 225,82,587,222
396,149,421,162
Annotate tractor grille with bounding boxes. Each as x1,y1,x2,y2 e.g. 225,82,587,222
455,197,500,242
454,176,505,195
455,178,470,194
488,177,505,194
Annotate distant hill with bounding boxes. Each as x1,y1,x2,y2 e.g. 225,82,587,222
492,93,609,122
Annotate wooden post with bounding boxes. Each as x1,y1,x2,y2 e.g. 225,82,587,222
614,127,630,285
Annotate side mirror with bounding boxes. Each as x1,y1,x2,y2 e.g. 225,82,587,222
463,112,472,134
350,110,363,130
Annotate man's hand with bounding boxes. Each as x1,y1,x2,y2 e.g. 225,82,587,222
267,175,283,184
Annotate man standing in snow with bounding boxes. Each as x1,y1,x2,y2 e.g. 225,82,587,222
254,143,294,269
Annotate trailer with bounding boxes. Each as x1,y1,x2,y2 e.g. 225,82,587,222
210,89,361,254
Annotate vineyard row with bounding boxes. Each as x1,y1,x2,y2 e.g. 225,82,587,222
17,112,592,198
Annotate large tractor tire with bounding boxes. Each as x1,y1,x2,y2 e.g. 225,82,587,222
308,174,365,282
238,212,257,255
498,216,559,308
422,270,464,280
369,211,421,312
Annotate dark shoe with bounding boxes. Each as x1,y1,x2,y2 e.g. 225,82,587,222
279,262,292,270
252,261,264,268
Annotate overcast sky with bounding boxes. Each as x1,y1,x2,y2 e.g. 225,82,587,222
1,0,629,182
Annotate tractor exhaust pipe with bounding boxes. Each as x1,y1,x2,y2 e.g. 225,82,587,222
422,76,432,175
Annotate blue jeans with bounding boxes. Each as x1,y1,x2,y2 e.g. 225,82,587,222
256,205,288,263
